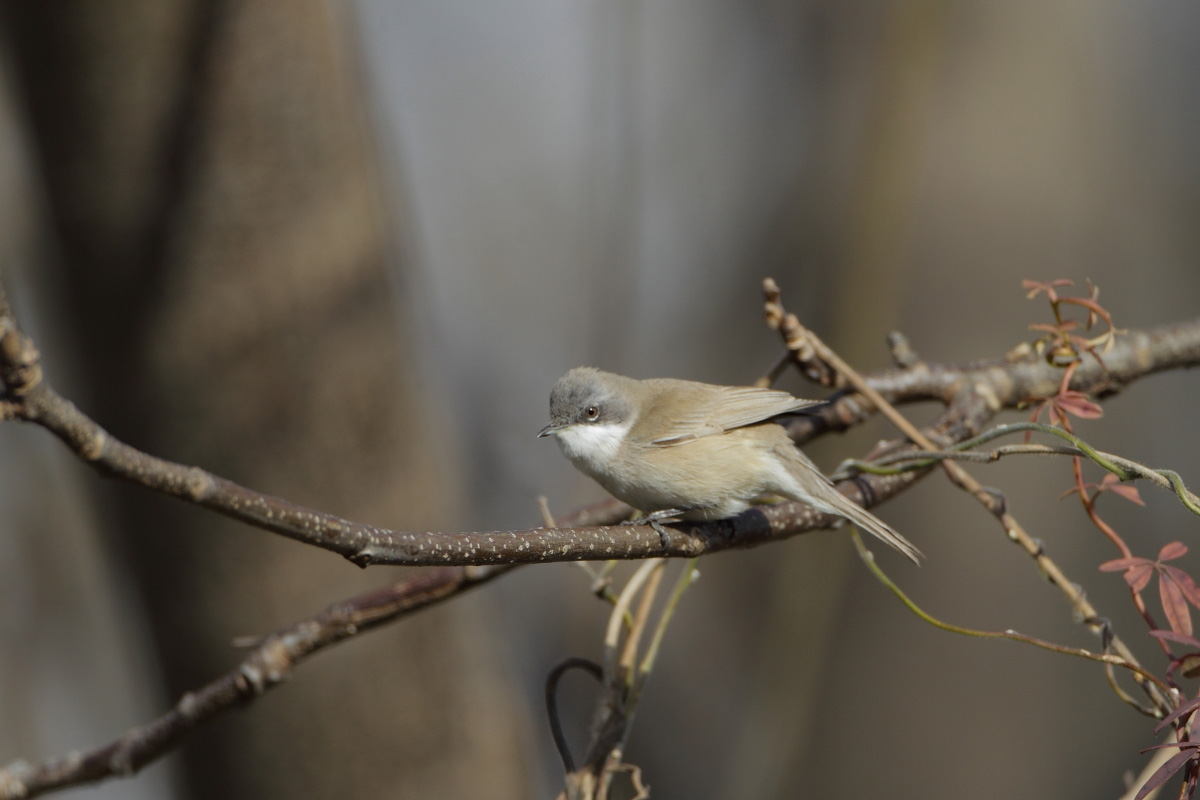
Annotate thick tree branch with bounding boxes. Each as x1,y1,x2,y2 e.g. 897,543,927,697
3,282,1198,568
779,315,1200,442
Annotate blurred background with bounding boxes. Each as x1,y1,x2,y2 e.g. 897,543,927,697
1,1,1199,798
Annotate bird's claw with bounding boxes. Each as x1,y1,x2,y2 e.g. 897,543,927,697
624,508,685,551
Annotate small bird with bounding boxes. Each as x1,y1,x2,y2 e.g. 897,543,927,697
538,367,920,563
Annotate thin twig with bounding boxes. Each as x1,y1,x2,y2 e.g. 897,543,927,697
619,564,665,677
852,531,1170,708
836,422,1200,516
603,561,664,684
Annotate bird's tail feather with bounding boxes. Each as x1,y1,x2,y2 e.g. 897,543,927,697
814,489,922,565
776,441,922,563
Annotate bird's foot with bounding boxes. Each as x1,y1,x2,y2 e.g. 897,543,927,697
624,508,687,551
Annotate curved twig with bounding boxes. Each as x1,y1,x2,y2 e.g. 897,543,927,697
837,422,1200,516
545,658,605,774
851,531,1170,714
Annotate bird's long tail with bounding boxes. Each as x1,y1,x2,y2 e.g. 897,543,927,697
814,488,922,565
775,439,922,564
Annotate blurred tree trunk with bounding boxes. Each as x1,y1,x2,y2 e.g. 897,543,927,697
0,2,531,798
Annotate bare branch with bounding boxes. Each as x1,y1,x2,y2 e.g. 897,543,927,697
3,282,1197,569
766,293,1200,444
0,323,922,564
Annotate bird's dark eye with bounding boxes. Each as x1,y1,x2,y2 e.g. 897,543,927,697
585,405,600,421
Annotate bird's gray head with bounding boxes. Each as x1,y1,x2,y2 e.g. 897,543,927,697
539,367,635,435
538,368,638,465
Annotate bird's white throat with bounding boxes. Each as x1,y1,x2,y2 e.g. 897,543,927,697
554,421,632,471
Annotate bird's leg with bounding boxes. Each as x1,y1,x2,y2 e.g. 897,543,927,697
623,508,687,550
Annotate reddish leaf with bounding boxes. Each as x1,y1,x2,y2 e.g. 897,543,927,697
1067,333,1095,351
1168,654,1200,680
1160,542,1189,562
1029,320,1078,334
1098,474,1144,505
1060,295,1113,327
1161,574,1194,637
1023,278,1073,301
1106,483,1144,504
1165,566,1200,609
1124,563,1155,593
1135,748,1198,800
1155,696,1200,734
1055,391,1104,419
1150,630,1200,648
1143,742,1200,753
1181,654,1200,679
1058,361,1080,393
1100,556,1152,572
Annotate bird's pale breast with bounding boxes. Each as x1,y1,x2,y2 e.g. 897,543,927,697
591,423,792,519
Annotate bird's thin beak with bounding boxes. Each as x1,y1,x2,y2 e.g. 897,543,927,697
537,423,562,438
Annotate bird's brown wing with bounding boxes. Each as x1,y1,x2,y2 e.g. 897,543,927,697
643,381,823,446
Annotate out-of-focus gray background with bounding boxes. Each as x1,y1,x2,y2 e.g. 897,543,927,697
1,2,1198,798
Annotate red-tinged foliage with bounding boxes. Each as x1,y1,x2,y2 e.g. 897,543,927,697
1162,576,1193,637
1056,280,1112,329
1098,473,1144,506
1054,390,1104,419
1064,474,1145,506
1023,278,1120,373
1029,320,1079,335
1135,745,1199,800
1167,653,1200,681
1127,563,1155,593
1025,361,1106,439
1163,542,1191,561
1156,697,1200,735
1150,630,1200,649
1021,278,1200,798
1099,556,1150,572
1100,544,1200,638
1166,566,1200,608
1022,278,1074,302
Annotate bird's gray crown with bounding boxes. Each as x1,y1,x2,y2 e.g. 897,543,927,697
548,367,635,428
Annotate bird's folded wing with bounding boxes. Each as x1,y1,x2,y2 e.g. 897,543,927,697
650,386,823,445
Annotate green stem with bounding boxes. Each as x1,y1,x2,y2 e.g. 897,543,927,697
850,529,1170,710
841,422,1200,517
637,558,700,684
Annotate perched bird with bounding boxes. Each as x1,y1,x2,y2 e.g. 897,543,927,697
538,367,920,563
